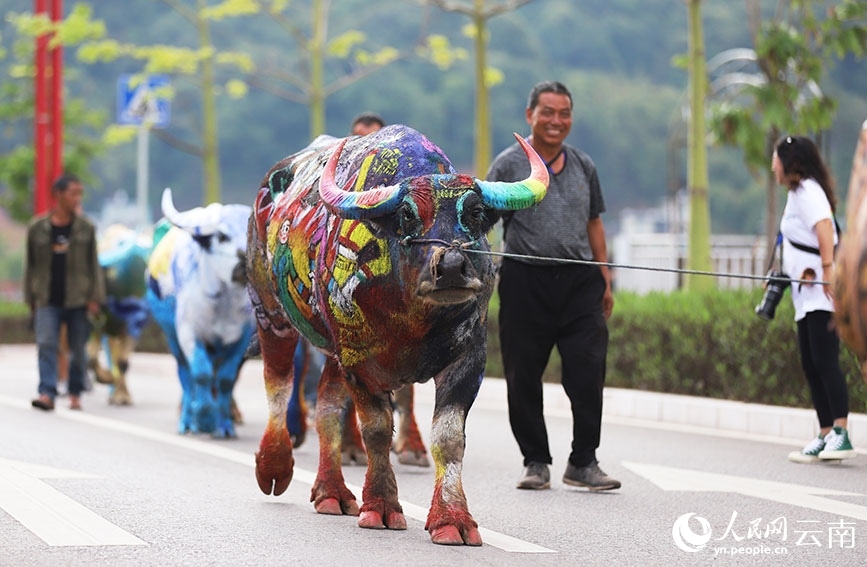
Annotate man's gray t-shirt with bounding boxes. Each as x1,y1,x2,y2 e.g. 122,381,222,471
485,141,605,266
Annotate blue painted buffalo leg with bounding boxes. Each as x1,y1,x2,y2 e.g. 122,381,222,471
189,342,217,434
211,328,253,439
147,291,193,434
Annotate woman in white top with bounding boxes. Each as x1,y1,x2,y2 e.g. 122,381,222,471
774,135,855,463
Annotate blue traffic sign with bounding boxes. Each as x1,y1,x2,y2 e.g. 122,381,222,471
116,74,171,128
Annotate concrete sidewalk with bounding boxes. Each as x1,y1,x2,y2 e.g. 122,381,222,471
466,372,867,450
4,343,865,450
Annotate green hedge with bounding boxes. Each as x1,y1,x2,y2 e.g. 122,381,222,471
3,291,866,413
485,288,867,413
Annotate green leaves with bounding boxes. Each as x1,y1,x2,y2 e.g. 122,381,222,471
417,34,468,70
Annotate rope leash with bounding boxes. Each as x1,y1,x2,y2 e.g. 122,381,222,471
462,248,831,287
400,236,830,287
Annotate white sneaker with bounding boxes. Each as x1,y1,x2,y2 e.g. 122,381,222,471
818,427,856,460
787,435,825,464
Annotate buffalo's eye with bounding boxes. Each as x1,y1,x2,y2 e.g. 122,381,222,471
397,202,422,238
458,193,490,235
216,232,231,244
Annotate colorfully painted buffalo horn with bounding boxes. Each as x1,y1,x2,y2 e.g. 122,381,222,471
318,138,407,220
475,133,549,210
160,187,222,236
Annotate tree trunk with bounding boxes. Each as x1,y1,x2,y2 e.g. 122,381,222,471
199,0,221,204
309,0,326,139
473,2,490,178
685,0,713,290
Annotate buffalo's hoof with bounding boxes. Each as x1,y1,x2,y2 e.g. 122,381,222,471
358,510,406,530
94,373,114,385
290,430,306,449
315,497,359,516
256,467,292,496
396,450,430,467
255,430,295,496
192,407,217,434
109,392,132,406
341,445,367,466
211,423,237,439
429,524,482,546
255,450,294,496
230,399,244,425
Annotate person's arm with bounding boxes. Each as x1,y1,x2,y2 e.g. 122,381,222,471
587,216,613,319
815,217,835,299
23,224,35,311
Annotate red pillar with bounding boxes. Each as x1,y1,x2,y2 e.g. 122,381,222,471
50,0,64,188
33,0,63,215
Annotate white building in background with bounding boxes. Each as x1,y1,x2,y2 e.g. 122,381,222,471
611,191,768,294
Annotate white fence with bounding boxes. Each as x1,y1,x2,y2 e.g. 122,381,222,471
612,232,769,294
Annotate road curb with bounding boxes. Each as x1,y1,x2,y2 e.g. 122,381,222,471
471,375,867,448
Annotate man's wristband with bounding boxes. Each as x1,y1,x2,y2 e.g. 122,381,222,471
822,262,833,268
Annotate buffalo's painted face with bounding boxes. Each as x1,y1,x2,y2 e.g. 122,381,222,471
364,175,497,306
189,211,250,288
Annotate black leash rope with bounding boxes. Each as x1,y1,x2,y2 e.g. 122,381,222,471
400,236,830,286
463,248,831,287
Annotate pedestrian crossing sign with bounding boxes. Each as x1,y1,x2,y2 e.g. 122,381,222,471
117,74,171,128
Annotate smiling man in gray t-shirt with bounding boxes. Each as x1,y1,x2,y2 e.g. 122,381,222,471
486,80,619,492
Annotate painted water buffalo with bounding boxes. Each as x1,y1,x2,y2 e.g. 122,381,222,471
247,124,548,545
146,189,255,438
834,119,867,383
87,224,151,406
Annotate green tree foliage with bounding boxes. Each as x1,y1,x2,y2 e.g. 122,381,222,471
708,0,867,251
0,1,865,231
0,5,109,222
234,0,466,140
426,0,530,178
77,0,254,205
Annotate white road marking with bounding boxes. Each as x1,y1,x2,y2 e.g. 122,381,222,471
624,461,867,521
0,395,553,553
0,457,146,547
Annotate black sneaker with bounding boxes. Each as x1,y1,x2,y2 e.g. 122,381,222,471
516,462,550,490
563,460,621,491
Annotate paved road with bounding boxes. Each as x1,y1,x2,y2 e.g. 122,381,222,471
1,344,865,566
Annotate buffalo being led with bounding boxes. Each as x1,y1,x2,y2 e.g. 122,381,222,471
247,124,548,546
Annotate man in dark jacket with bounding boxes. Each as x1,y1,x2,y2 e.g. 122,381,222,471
23,174,105,411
